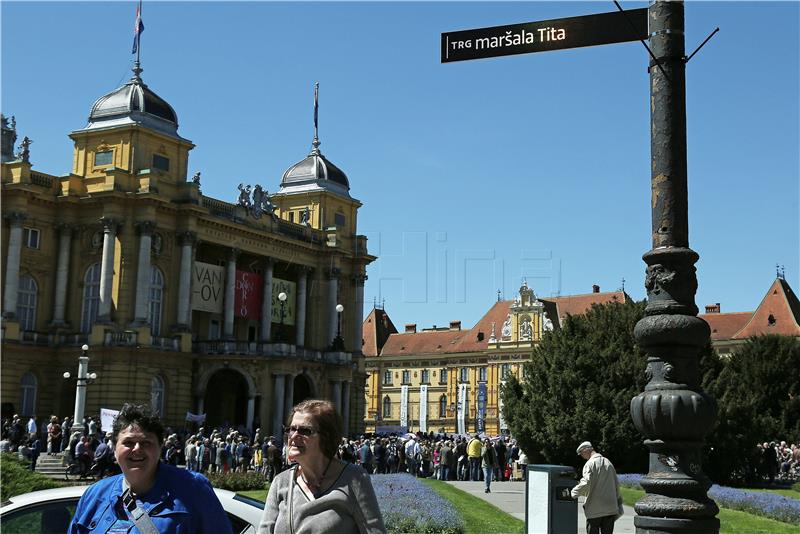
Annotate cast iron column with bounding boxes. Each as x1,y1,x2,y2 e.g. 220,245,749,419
630,2,719,533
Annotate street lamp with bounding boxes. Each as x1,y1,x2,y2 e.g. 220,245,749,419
275,291,287,342
331,303,344,351
63,344,98,427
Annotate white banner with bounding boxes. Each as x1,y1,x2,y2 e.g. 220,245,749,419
400,385,409,428
457,383,467,435
192,262,225,313
499,379,507,431
100,408,119,432
185,412,207,423
419,385,428,433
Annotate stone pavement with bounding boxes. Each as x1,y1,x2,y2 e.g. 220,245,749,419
447,480,635,534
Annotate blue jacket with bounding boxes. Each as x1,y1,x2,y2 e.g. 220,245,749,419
68,461,232,533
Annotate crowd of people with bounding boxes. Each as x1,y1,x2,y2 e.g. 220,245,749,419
756,440,800,483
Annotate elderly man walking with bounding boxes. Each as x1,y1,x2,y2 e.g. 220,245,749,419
571,441,622,534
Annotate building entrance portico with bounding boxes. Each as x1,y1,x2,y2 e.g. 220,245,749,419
199,365,257,431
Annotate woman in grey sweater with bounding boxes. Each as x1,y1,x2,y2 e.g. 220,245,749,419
258,399,386,534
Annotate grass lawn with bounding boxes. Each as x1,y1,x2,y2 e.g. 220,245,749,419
421,479,524,534
620,486,799,534
239,489,267,501
744,487,800,499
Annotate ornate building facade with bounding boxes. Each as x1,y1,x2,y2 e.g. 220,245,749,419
1,62,374,438
362,282,628,435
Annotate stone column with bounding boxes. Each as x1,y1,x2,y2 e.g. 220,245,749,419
224,248,239,339
246,396,255,434
2,212,26,319
353,274,367,353
328,268,340,347
50,223,73,327
295,267,309,347
132,221,155,324
342,380,351,437
260,258,274,342
331,380,342,410
284,374,295,419
98,217,120,321
175,231,196,329
272,373,286,438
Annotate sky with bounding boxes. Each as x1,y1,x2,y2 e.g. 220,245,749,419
2,1,798,331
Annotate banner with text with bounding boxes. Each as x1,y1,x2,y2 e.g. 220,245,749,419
100,408,120,432
400,385,409,429
499,380,507,431
476,382,487,433
192,262,225,313
271,278,296,326
419,385,428,433
457,383,467,435
235,270,262,320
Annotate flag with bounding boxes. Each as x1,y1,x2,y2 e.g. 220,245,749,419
132,1,145,55
313,82,319,132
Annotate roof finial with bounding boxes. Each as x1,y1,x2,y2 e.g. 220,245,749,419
311,82,321,154
777,264,786,280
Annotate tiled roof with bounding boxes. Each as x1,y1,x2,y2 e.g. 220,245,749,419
699,312,752,341
361,308,397,357
380,328,470,356
733,278,800,338
547,291,628,320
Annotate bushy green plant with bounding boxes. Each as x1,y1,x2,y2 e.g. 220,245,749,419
205,470,269,492
0,453,61,501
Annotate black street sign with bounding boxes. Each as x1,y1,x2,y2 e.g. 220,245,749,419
441,8,648,63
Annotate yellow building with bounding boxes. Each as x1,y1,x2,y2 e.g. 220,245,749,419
1,60,375,437
362,282,627,435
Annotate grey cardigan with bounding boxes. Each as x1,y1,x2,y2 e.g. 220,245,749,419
258,462,386,534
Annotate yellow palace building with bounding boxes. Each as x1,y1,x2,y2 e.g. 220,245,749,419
1,61,374,437
362,282,627,435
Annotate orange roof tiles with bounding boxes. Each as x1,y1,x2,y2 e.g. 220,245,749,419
733,278,800,338
361,308,397,357
699,312,752,341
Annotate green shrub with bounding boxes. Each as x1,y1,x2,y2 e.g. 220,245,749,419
0,453,61,501
205,470,269,492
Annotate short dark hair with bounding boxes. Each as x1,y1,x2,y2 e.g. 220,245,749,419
288,399,342,459
112,403,164,444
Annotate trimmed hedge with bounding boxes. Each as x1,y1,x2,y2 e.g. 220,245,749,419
0,453,61,501
205,470,269,492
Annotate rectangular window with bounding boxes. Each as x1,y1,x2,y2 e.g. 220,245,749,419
22,227,40,249
289,212,295,223
439,368,448,384
152,154,170,171
402,370,410,385
383,370,392,386
334,213,346,227
460,367,469,383
478,367,487,382
209,319,221,340
502,363,511,379
421,370,430,384
94,150,113,166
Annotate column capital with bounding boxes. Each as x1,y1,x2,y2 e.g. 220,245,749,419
352,273,368,285
298,265,313,275
262,257,275,268
4,212,27,226
228,247,241,261
100,217,122,233
54,222,75,236
177,230,197,246
328,267,341,279
134,220,157,236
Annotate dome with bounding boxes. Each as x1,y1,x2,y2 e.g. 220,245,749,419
278,140,352,199
77,63,183,140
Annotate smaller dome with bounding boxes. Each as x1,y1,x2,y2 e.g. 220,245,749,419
278,141,351,199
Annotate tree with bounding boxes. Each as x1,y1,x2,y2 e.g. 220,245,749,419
704,334,800,484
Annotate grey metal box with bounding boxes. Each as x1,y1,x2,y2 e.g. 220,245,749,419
525,464,578,534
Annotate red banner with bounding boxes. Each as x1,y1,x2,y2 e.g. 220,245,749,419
235,270,262,320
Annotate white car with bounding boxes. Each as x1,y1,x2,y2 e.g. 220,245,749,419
0,485,264,533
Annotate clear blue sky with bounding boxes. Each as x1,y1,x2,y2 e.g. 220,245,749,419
3,1,798,330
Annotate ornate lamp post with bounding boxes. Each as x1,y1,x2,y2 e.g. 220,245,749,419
630,2,719,532
276,291,287,342
63,344,98,428
331,303,344,350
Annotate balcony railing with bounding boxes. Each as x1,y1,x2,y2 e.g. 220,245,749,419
192,340,352,365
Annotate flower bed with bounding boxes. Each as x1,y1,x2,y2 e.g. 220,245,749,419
372,474,465,534
618,474,800,525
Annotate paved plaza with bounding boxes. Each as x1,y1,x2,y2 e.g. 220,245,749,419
447,480,635,534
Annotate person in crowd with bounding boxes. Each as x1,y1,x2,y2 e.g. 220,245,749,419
440,440,453,481
93,433,113,477
467,434,482,481
763,441,778,483
518,448,529,481
185,437,198,471
26,414,38,437
481,438,499,493
494,438,507,482
61,416,73,453
386,436,399,474
404,435,420,477
359,438,374,473
258,399,386,533
47,415,62,455
75,436,93,476
28,435,42,471
68,403,232,534
571,441,622,534
373,438,386,474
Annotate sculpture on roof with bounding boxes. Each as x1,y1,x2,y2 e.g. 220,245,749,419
543,312,554,332
520,318,532,341
17,136,32,163
237,183,252,209
238,183,277,221
192,171,201,185
501,315,512,339
300,206,311,226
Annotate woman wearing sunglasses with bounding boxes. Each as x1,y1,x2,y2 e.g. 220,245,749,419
258,399,386,534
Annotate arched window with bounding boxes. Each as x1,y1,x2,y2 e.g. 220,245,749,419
439,394,447,418
20,372,37,417
150,375,166,417
149,266,164,336
81,263,102,333
17,275,38,331
382,396,391,419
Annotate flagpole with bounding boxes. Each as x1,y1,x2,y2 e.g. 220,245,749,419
136,0,142,65
312,82,320,153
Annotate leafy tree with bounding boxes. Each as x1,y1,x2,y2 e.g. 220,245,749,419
704,335,800,484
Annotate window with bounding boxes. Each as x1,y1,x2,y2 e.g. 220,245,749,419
421,369,430,384
22,228,40,249
289,212,295,223
334,213,346,227
150,375,166,416
501,363,511,379
382,396,391,418
81,263,101,334
478,367,487,382
402,370,411,385
152,154,170,171
439,368,448,384
20,372,37,417
17,275,38,331
383,370,392,386
439,395,447,418
149,267,164,336
459,367,469,383
209,319,221,340
94,150,113,166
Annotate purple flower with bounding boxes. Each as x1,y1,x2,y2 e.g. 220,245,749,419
372,474,465,533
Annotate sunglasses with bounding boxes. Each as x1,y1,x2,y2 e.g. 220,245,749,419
284,425,318,437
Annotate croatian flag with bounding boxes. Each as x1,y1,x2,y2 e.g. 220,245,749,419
313,82,319,132
132,1,145,55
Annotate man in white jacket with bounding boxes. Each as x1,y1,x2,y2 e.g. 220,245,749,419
570,441,622,534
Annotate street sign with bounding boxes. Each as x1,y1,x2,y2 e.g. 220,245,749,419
441,8,648,63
